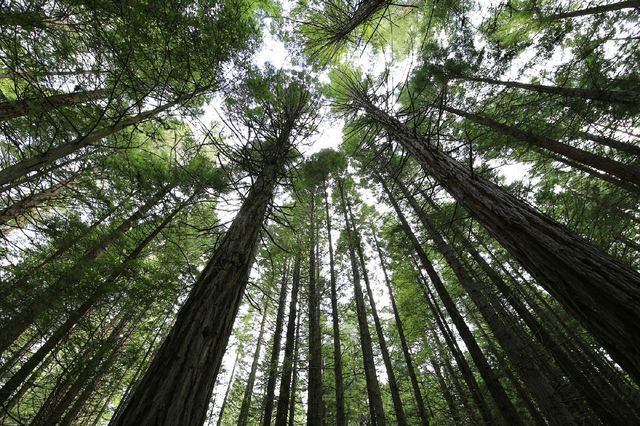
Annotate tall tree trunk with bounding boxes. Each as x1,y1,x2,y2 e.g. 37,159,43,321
417,265,495,425
454,75,640,106
261,262,289,426
353,94,640,382
215,351,239,426
275,254,301,425
112,135,291,425
392,175,576,425
348,205,407,426
323,180,346,426
547,1,640,20
371,226,430,426
575,131,640,157
288,310,302,426
427,349,461,424
0,177,71,225
0,185,170,356
442,105,640,190
380,177,521,425
238,304,269,426
307,191,324,426
337,179,386,426
0,88,110,121
0,98,183,187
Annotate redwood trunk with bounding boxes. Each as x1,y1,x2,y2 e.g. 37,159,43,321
323,181,346,426
338,179,386,426
275,254,301,425
355,95,640,382
112,137,290,425
261,262,289,426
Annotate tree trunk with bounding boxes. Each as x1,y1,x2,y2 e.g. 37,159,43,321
261,262,289,426
215,351,239,426
547,1,640,20
0,88,110,121
323,180,346,426
354,94,640,383
348,205,407,426
442,105,640,190
338,179,387,426
392,175,575,425
0,185,170,356
288,310,302,426
417,266,495,425
456,75,640,106
575,131,640,157
307,191,324,426
0,177,71,225
112,135,291,425
380,177,521,425
275,254,301,425
238,303,269,426
0,98,182,187
371,226,430,426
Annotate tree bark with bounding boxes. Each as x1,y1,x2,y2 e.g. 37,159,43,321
288,310,302,426
354,94,640,383
323,180,346,426
261,262,289,426
337,178,386,426
547,1,640,20
442,105,640,190
0,88,110,121
0,177,71,226
215,351,239,426
349,206,407,426
456,75,640,106
0,185,170,356
380,177,521,425
307,191,324,426
238,303,269,426
392,175,576,425
112,135,291,425
371,226,430,426
275,254,301,425
0,98,182,187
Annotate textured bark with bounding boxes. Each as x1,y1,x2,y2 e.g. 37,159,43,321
443,105,640,190
0,98,181,187
0,186,170,356
261,262,289,426
381,178,520,425
238,305,269,426
456,75,640,106
329,0,390,44
371,227,429,426
275,254,301,425
307,193,324,426
349,206,407,426
112,137,290,425
393,176,575,425
338,179,386,426
547,1,640,20
323,181,346,426
0,88,110,121
355,95,640,383
0,177,70,226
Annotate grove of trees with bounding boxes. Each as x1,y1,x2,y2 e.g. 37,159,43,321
0,0,638,424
